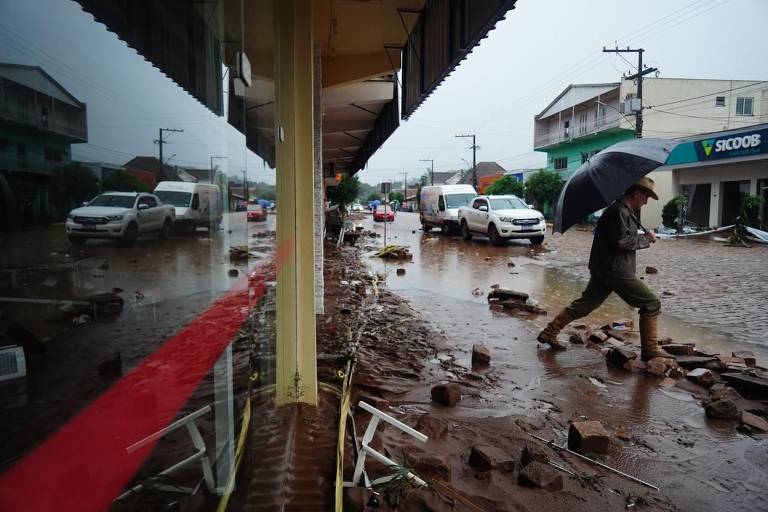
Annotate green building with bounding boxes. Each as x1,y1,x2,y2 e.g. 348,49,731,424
0,63,88,226
533,83,634,180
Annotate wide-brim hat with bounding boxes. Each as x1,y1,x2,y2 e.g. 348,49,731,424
634,176,658,200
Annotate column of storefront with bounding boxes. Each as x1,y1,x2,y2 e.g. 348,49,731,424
274,0,317,406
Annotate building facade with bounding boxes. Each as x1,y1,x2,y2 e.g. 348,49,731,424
534,78,768,228
0,63,87,224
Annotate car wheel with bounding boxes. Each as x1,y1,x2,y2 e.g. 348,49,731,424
159,219,173,240
530,235,545,246
461,221,472,241
488,224,502,246
68,235,87,246
442,222,453,235
120,223,138,247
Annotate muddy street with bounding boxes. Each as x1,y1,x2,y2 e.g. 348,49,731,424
0,213,275,471
357,211,768,512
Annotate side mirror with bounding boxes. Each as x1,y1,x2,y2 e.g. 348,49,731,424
138,204,150,210
527,204,534,209
479,205,488,212
81,201,89,207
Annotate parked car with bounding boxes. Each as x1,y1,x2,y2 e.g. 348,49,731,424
419,184,477,234
373,205,395,222
247,204,267,222
153,181,223,233
350,203,365,212
457,194,546,245
65,192,175,246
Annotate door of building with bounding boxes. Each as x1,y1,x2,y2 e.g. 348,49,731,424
721,179,750,226
759,179,768,225
680,183,711,228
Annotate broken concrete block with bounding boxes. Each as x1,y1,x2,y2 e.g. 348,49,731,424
645,266,658,274
740,411,768,433
645,358,668,376
721,373,768,398
606,347,638,369
568,332,587,344
468,445,515,472
472,344,491,365
431,383,461,406
704,398,741,420
717,356,746,366
666,367,687,380
589,331,609,343
518,461,563,491
663,343,695,356
520,444,549,468
675,356,718,370
687,368,716,388
605,337,625,348
568,421,609,454
487,288,529,303
732,351,756,367
623,359,646,373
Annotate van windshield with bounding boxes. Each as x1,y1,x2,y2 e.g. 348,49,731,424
155,191,192,207
445,193,475,208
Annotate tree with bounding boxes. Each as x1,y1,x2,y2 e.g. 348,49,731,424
523,170,564,215
102,171,148,192
661,195,687,230
389,192,404,204
49,164,101,219
366,192,381,202
485,175,524,196
326,175,360,212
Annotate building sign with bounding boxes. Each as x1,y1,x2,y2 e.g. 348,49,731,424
697,130,764,160
667,127,768,165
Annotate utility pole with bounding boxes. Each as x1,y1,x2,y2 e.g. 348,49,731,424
210,155,227,184
602,46,658,138
455,134,478,189
400,171,407,209
242,170,248,203
154,128,184,169
419,159,433,185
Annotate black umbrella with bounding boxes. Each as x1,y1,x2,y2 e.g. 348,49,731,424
553,138,680,233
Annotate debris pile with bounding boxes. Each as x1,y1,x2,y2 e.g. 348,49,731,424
374,245,413,260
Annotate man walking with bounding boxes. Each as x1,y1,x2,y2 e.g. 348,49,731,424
537,177,673,361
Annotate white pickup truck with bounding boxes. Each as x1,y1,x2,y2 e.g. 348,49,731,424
457,195,546,246
65,192,175,246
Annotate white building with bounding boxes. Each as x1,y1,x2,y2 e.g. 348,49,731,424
534,78,768,228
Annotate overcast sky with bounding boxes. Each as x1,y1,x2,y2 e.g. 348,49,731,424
1,0,766,186
360,0,768,185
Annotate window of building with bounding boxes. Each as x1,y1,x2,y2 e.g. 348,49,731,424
715,96,725,107
736,97,753,116
553,156,568,170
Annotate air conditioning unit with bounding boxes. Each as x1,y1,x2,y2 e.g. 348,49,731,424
0,345,26,382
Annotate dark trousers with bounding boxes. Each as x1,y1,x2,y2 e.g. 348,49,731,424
565,273,661,319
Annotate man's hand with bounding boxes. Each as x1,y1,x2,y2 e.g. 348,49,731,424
644,231,656,244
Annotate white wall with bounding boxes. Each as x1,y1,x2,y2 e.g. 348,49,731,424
620,78,768,139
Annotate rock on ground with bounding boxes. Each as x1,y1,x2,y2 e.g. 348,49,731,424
568,421,609,454
518,461,563,491
431,382,461,406
469,445,515,472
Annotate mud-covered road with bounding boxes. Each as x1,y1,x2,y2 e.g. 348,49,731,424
358,211,768,512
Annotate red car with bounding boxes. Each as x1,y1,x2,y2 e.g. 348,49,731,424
373,205,395,222
247,204,267,222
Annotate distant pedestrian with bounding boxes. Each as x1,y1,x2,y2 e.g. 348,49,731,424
537,177,673,361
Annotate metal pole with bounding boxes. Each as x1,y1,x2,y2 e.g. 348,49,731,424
528,433,659,491
214,345,234,494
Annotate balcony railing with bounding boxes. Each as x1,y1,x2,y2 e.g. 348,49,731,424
0,106,87,142
534,112,622,148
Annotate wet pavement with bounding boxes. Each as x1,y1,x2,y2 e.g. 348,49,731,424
359,211,768,512
0,213,275,471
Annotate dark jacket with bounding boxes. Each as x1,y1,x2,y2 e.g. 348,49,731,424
588,201,650,279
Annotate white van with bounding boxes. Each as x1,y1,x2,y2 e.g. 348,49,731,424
419,184,477,234
153,181,223,233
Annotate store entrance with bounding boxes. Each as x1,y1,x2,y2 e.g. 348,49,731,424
721,179,750,226
680,183,711,228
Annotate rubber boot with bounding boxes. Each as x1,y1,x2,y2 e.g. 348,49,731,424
536,309,572,350
639,315,674,361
